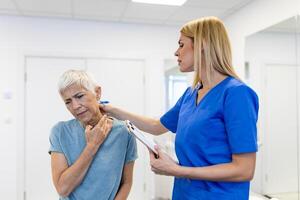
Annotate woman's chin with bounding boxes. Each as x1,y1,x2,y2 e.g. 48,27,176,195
179,67,194,72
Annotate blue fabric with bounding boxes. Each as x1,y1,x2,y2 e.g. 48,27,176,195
160,76,259,200
49,118,138,200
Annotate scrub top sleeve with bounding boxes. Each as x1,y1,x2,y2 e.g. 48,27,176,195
48,122,63,154
160,87,190,133
224,85,259,154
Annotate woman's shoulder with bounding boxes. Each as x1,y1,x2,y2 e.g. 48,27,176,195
225,77,258,101
226,77,255,92
110,118,131,135
108,118,136,144
50,119,79,137
181,86,195,98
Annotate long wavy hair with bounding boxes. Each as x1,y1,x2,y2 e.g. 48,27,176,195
180,16,240,88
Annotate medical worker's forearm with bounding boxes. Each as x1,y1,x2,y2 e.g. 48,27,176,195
109,106,168,135
56,145,97,197
175,153,256,182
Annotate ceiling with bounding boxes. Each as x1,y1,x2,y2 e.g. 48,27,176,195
264,16,300,33
0,0,253,25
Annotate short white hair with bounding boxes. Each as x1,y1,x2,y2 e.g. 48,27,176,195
58,69,98,94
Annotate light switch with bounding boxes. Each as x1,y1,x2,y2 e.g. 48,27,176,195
2,90,13,100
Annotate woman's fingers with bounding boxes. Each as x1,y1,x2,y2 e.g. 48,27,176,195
99,104,106,113
103,118,113,137
95,114,107,129
149,150,157,161
85,125,92,133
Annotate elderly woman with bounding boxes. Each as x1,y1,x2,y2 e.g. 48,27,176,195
49,69,137,200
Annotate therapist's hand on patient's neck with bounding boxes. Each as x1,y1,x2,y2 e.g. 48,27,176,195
99,103,114,115
85,115,113,155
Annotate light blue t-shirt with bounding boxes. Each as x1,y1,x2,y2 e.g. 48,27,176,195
49,118,138,200
160,76,259,200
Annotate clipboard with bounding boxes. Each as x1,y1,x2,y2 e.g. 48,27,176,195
125,120,158,155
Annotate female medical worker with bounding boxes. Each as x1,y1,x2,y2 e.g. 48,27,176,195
101,16,259,200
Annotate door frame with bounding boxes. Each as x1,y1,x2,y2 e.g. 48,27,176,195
260,61,300,194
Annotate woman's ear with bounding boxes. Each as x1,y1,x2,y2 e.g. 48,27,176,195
95,86,101,100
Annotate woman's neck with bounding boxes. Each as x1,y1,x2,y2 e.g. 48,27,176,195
201,72,228,90
84,110,104,127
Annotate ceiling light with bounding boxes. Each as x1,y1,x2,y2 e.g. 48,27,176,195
132,0,187,6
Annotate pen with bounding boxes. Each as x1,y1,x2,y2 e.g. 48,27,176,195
99,100,110,104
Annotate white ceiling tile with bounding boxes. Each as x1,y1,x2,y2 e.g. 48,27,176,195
110,0,131,2
123,2,178,20
168,6,224,22
185,0,250,9
0,0,17,10
15,0,72,14
0,0,250,26
73,0,128,18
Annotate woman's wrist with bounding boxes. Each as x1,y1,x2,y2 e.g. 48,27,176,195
173,165,188,178
84,144,98,157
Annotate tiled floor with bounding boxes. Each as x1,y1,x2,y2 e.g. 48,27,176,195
153,192,299,200
250,192,270,200
250,192,300,200
269,192,299,200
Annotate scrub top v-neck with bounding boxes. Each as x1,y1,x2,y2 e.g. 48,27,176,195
160,76,259,200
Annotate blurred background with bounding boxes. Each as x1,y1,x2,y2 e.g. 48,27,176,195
0,0,300,199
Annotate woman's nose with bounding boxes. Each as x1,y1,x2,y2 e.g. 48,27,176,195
72,100,81,110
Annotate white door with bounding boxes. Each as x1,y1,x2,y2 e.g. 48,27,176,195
263,64,298,194
87,58,149,200
25,56,149,200
25,57,85,200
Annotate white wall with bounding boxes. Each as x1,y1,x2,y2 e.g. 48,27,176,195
224,0,300,78
0,15,180,199
224,0,300,195
245,31,298,193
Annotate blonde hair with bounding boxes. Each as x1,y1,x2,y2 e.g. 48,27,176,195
58,69,98,94
180,16,240,88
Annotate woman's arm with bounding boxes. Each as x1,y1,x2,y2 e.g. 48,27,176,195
150,147,256,182
115,162,135,200
175,153,256,181
101,104,168,135
51,116,112,197
51,146,97,197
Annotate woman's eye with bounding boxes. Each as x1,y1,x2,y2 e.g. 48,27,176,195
77,94,84,98
65,101,70,105
179,43,184,47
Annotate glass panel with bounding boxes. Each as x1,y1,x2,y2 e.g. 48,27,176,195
167,75,187,109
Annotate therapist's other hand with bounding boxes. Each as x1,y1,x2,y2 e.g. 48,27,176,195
149,146,179,176
85,115,113,152
99,103,114,115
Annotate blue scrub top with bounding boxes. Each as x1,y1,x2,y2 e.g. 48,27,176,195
160,76,259,200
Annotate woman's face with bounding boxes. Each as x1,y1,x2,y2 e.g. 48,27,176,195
60,84,101,126
175,33,194,72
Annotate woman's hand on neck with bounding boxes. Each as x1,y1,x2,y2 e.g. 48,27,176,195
84,110,104,128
